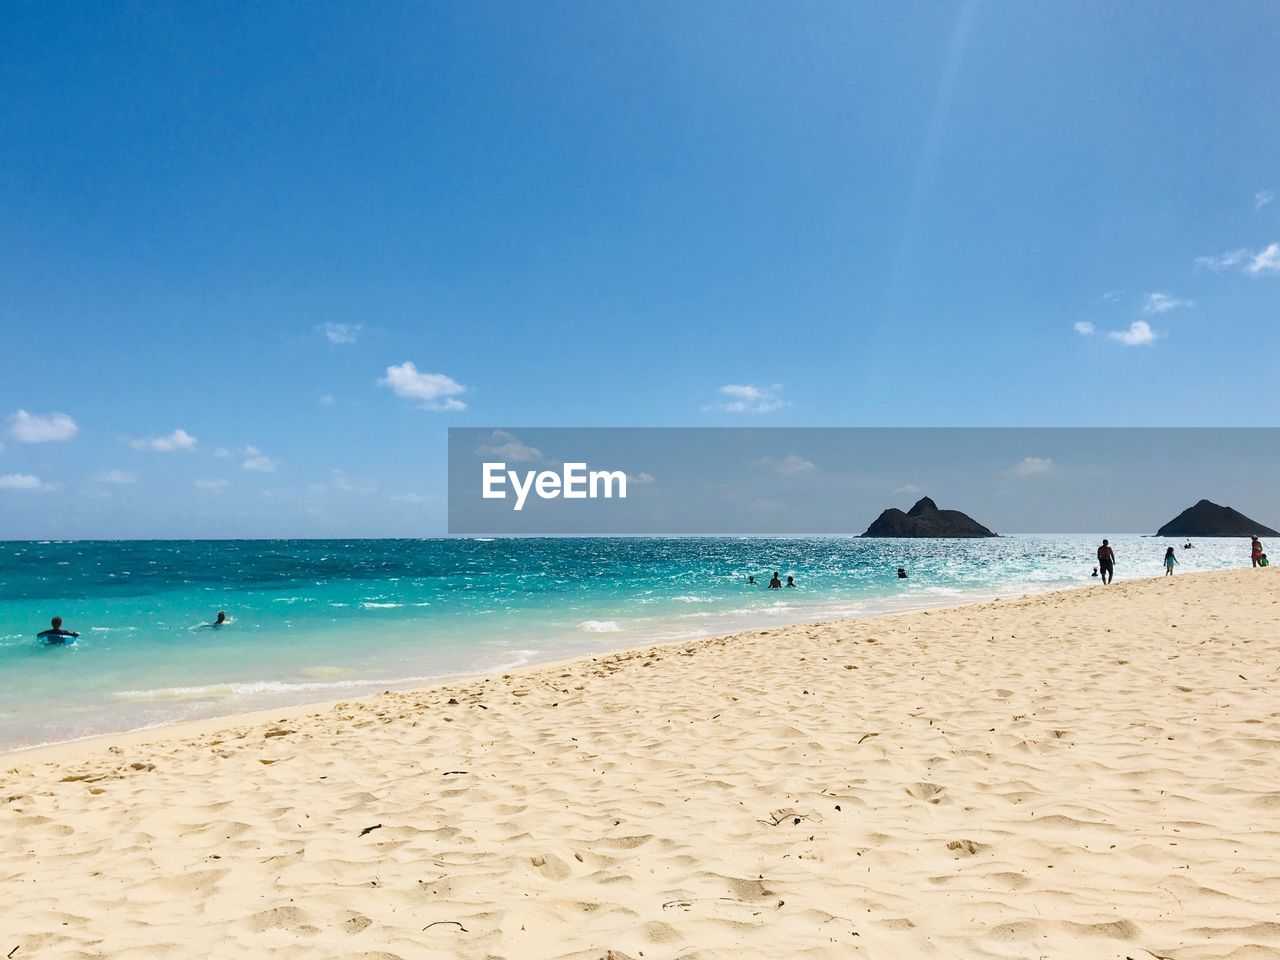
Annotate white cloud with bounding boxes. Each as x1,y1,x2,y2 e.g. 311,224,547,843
1247,242,1280,275
1195,248,1248,272
241,446,279,472
130,428,197,452
474,429,541,462
213,447,232,458
8,410,78,443
93,470,136,484
1195,243,1280,275
1108,320,1157,346
756,453,815,475
1073,321,1095,336
331,469,376,493
706,383,786,414
893,483,923,494
1257,190,1275,211
1142,292,1192,314
0,472,52,490
194,478,228,491
629,472,655,485
317,322,363,345
388,491,429,504
1100,290,1124,303
1011,456,1054,477
779,454,814,475
379,361,467,411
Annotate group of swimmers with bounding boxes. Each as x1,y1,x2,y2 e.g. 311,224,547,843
36,611,229,645
748,567,910,587
747,572,796,588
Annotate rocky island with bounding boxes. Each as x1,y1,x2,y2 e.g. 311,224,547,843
1156,499,1278,537
861,496,998,538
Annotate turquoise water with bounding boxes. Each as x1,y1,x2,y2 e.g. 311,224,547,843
0,536,1254,751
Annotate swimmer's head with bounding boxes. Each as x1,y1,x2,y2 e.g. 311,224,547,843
215,611,227,623
51,616,62,629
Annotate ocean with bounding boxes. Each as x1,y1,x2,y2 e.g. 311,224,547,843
0,535,1253,751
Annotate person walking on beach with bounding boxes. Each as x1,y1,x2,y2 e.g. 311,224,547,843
1164,547,1177,576
1252,536,1264,568
1097,539,1115,585
768,571,782,589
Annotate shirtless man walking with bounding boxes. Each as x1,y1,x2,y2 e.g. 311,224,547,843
1097,539,1116,585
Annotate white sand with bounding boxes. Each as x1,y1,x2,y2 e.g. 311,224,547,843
4,568,1280,959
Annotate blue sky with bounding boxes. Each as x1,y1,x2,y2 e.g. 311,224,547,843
2,2,1277,538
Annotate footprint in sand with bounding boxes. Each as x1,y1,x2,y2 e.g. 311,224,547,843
529,852,575,880
342,913,373,934
905,782,947,804
946,838,988,857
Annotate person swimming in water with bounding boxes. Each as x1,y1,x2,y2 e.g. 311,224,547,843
213,611,228,626
785,575,795,587
897,567,907,579
747,575,757,585
768,571,782,589
37,616,79,644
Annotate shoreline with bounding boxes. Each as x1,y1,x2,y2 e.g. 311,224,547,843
0,567,1230,767
2,574,1105,765
5,566,1279,958
4,535,1251,755
2,577,1023,761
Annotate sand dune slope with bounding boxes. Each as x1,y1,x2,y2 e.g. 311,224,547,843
4,569,1280,959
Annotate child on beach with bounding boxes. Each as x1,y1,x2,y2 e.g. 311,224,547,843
1164,547,1177,576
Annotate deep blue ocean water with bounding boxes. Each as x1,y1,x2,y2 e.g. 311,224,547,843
0,536,1254,750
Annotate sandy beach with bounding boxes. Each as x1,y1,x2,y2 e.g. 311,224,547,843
4,567,1280,959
